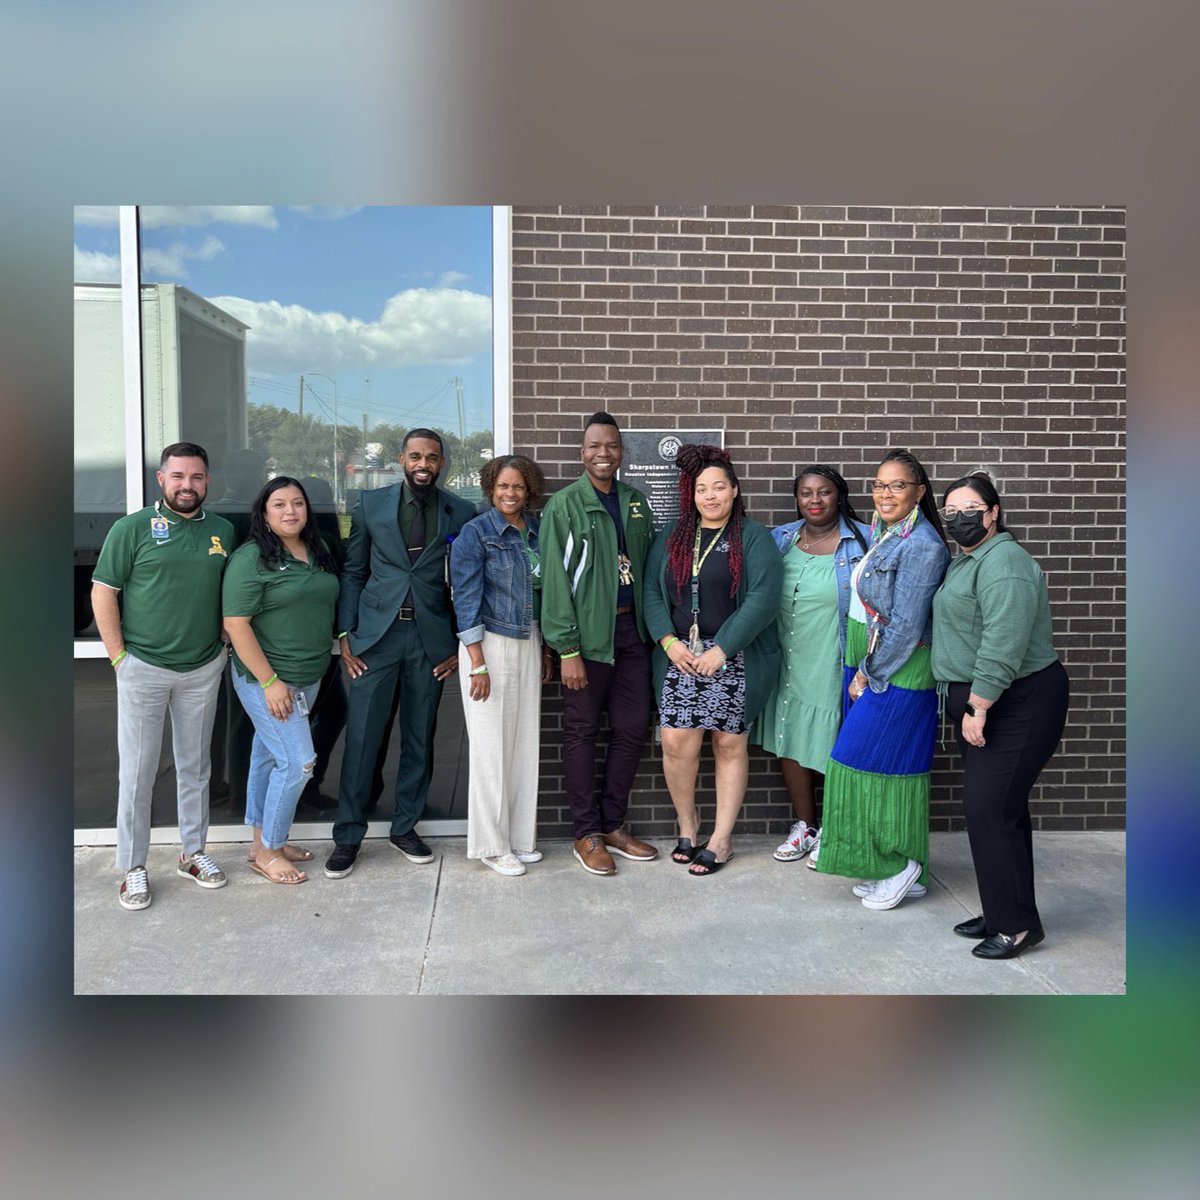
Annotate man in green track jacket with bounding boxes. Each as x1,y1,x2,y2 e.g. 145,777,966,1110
539,412,660,876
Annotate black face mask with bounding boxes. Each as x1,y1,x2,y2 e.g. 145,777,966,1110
946,510,990,548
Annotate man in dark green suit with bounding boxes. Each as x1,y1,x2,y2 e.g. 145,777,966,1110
325,430,477,878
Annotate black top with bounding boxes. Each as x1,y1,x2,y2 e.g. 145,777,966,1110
668,527,735,638
593,485,635,610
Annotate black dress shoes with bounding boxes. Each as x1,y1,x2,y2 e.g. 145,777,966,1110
953,915,989,939
972,928,1046,960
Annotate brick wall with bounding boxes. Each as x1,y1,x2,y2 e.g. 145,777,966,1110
510,204,1125,836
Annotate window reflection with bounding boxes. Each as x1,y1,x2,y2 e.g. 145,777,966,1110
74,205,496,828
74,206,123,636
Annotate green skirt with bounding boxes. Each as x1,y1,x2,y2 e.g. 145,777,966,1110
816,617,937,883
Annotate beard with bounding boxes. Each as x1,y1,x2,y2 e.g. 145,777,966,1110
164,487,204,514
404,465,439,497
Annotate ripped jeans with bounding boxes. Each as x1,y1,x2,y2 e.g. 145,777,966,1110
231,668,320,850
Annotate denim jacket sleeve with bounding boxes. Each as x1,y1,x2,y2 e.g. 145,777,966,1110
449,517,487,645
860,529,949,692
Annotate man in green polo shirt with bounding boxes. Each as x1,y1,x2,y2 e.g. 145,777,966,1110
92,442,236,911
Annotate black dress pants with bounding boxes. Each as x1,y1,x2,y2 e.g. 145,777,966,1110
947,660,1069,936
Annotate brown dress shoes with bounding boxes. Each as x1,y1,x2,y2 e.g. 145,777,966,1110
573,834,617,875
601,825,659,861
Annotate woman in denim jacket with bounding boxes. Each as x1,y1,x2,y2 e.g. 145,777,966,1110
814,449,951,911
757,466,870,865
449,455,553,877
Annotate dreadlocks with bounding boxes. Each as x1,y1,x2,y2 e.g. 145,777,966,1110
666,444,746,597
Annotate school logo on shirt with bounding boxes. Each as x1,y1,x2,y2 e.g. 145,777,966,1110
150,516,170,541
208,536,227,557
629,502,645,520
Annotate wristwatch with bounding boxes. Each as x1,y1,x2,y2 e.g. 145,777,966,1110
964,701,978,717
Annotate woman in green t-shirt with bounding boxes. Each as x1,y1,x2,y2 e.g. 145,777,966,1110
931,471,1069,960
223,477,340,884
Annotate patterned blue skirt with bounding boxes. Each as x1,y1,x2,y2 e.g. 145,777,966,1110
658,638,748,734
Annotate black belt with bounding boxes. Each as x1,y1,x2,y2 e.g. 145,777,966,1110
396,606,416,621
615,605,634,615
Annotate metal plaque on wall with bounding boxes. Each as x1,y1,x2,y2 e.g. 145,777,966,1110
617,429,724,531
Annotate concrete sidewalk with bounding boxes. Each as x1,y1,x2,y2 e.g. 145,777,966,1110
74,831,1125,995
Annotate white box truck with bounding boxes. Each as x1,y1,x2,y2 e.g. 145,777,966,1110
74,282,249,633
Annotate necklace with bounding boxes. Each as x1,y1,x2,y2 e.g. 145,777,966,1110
796,523,837,551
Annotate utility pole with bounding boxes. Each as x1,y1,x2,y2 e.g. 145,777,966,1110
297,374,304,417
455,375,466,488
362,412,370,490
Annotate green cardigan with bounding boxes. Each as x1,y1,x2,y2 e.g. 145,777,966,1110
643,516,782,725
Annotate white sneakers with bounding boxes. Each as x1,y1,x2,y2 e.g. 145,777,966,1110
481,853,526,876
805,832,822,869
773,820,820,862
481,848,544,875
860,859,923,910
853,876,928,901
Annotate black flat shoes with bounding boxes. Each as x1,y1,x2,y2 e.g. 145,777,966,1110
972,928,1046,960
953,915,989,939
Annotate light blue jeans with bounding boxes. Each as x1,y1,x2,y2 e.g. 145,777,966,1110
231,668,320,850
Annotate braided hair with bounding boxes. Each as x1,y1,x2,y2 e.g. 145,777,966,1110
877,448,948,544
666,444,746,597
793,463,869,554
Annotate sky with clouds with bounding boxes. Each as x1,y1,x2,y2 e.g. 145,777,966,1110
73,205,494,434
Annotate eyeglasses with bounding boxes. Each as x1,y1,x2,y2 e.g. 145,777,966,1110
869,479,917,494
940,503,989,518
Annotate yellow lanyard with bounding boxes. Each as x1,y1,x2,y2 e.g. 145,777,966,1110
688,523,727,651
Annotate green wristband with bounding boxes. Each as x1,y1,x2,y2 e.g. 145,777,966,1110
559,650,581,660
111,649,127,668
260,673,278,689
661,636,678,651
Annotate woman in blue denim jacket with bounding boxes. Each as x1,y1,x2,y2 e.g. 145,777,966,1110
449,455,553,877
757,466,870,865
814,449,951,911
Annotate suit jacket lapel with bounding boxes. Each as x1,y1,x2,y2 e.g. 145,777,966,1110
413,490,442,567
384,484,408,561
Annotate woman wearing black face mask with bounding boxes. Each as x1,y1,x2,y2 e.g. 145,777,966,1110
931,472,1070,960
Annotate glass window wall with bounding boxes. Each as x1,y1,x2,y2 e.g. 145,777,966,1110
75,206,501,832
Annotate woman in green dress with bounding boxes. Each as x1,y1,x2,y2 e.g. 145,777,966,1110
759,466,870,862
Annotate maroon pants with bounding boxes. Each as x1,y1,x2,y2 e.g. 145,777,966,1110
561,613,652,838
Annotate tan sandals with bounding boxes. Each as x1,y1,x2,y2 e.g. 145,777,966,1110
249,853,308,884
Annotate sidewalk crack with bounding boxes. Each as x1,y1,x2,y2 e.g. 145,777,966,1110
416,854,443,994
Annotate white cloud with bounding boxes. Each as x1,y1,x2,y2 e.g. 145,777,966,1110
141,206,277,229
142,236,228,280
209,287,491,373
289,206,365,221
74,205,278,229
438,270,468,287
74,206,120,227
74,244,119,282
